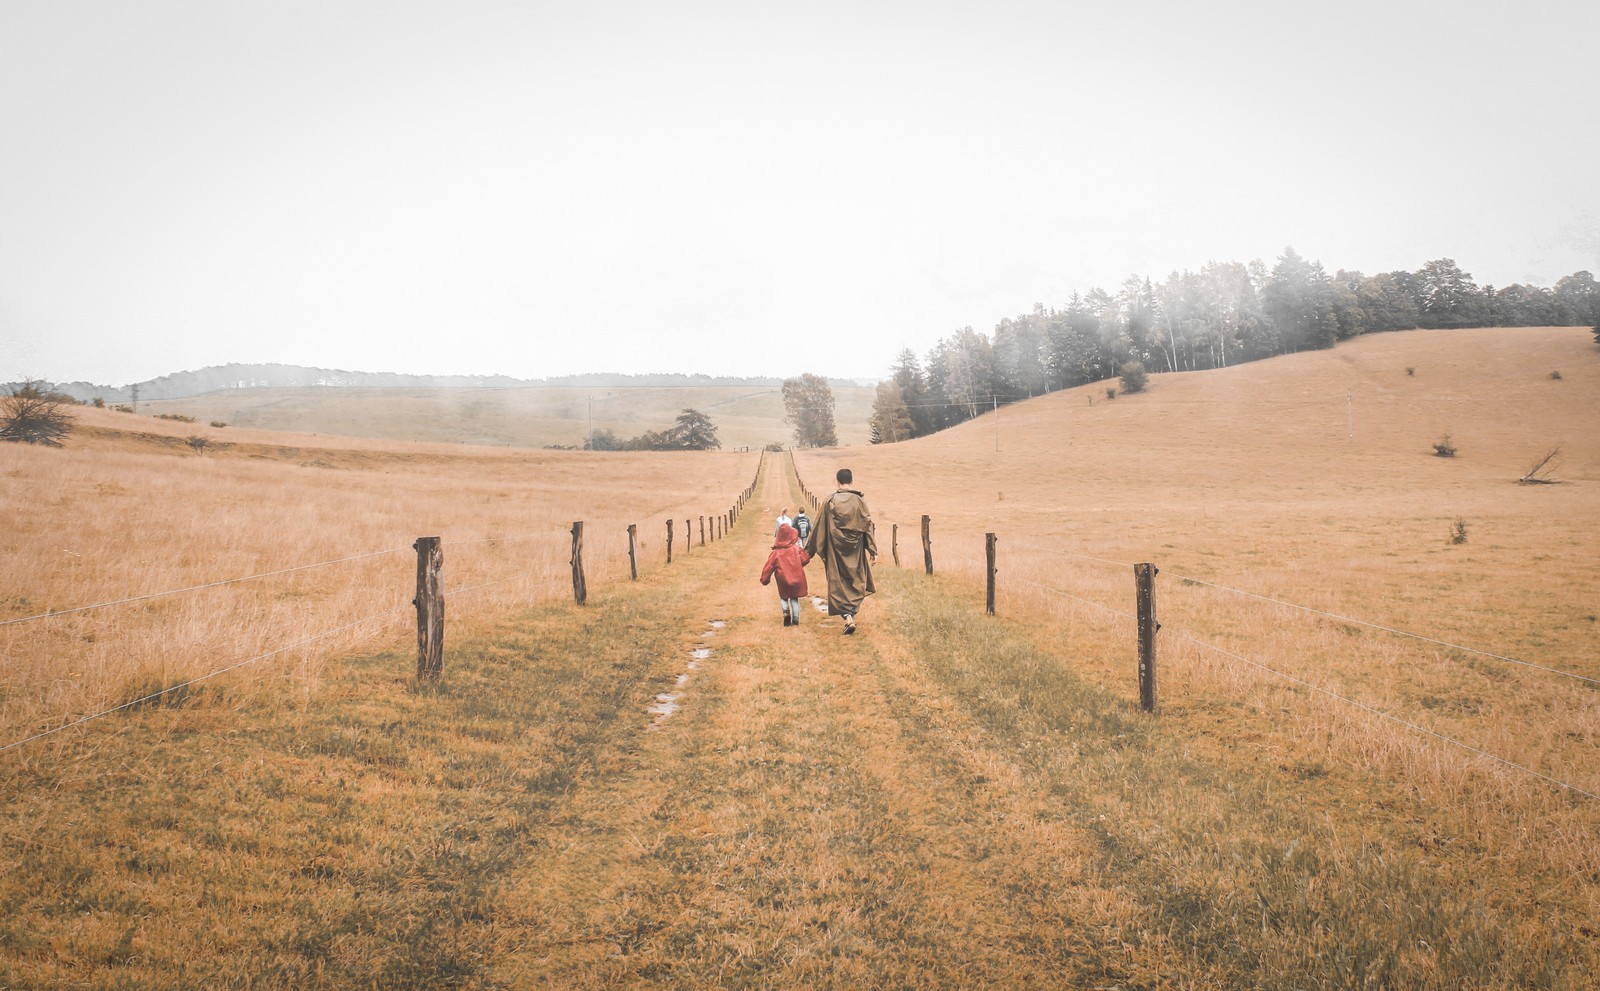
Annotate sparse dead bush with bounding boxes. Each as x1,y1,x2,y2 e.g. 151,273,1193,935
1549,370,1562,380
1105,386,1118,400
186,435,210,453
1,379,75,447
1450,517,1469,544
1432,434,1456,457
1519,446,1562,484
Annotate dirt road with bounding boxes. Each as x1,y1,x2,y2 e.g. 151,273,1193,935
485,462,1129,988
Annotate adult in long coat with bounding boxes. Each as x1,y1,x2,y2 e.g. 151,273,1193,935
803,467,877,634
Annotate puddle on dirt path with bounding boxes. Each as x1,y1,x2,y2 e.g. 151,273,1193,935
649,621,725,727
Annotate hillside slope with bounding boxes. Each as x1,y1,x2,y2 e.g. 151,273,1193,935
128,383,876,450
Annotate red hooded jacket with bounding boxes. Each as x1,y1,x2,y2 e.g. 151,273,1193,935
760,524,810,598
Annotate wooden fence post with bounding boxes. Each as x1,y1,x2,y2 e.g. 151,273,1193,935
666,518,674,563
627,523,638,580
570,521,587,605
921,515,934,575
1135,563,1159,713
699,516,706,546
985,532,997,615
892,523,900,567
684,519,691,552
413,536,443,681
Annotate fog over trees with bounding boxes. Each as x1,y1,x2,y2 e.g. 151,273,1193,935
871,250,1600,442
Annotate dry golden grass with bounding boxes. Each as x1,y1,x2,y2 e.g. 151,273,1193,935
797,325,1600,974
1,407,760,743
4,327,1598,988
133,382,878,450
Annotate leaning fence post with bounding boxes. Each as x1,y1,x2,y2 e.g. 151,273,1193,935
627,523,638,580
921,515,934,575
986,532,997,615
892,523,900,567
570,521,587,605
666,518,674,564
1135,563,1159,713
413,536,443,681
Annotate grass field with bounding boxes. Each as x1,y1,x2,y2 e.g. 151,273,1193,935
2,326,1597,988
131,382,878,450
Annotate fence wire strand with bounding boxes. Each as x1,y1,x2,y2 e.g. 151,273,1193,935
1,603,410,754
1,546,412,628
1164,570,1598,686
1169,627,1597,802
1017,578,1135,621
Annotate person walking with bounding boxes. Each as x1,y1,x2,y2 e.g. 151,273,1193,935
792,506,811,545
759,524,810,627
774,507,793,539
803,467,876,635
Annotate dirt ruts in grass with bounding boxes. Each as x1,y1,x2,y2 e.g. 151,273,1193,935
486,466,1134,989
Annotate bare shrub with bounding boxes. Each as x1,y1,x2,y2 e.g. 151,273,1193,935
1519,446,1562,484
1432,434,1456,457
1,379,75,447
1450,517,1469,544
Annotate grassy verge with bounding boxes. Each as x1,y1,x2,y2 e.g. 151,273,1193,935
885,572,1588,990
0,569,697,989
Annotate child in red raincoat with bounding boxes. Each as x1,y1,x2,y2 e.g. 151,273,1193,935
760,523,810,627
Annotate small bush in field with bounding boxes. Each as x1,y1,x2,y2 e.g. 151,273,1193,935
1550,370,1562,380
1105,387,1118,400
1118,361,1148,394
1450,518,1469,544
210,421,228,428
1432,434,1456,458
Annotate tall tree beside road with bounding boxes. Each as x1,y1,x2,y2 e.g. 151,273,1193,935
782,374,837,448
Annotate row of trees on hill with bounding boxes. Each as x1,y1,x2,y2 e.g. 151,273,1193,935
869,250,1600,442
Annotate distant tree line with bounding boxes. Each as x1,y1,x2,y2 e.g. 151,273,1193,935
870,249,1600,443
586,407,721,451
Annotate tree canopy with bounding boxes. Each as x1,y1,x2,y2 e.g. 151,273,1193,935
782,374,837,448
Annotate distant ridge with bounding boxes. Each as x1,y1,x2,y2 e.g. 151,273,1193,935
23,363,868,403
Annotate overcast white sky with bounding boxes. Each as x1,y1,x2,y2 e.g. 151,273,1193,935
3,0,1596,386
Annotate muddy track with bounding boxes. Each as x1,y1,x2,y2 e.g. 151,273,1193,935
485,463,1127,988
